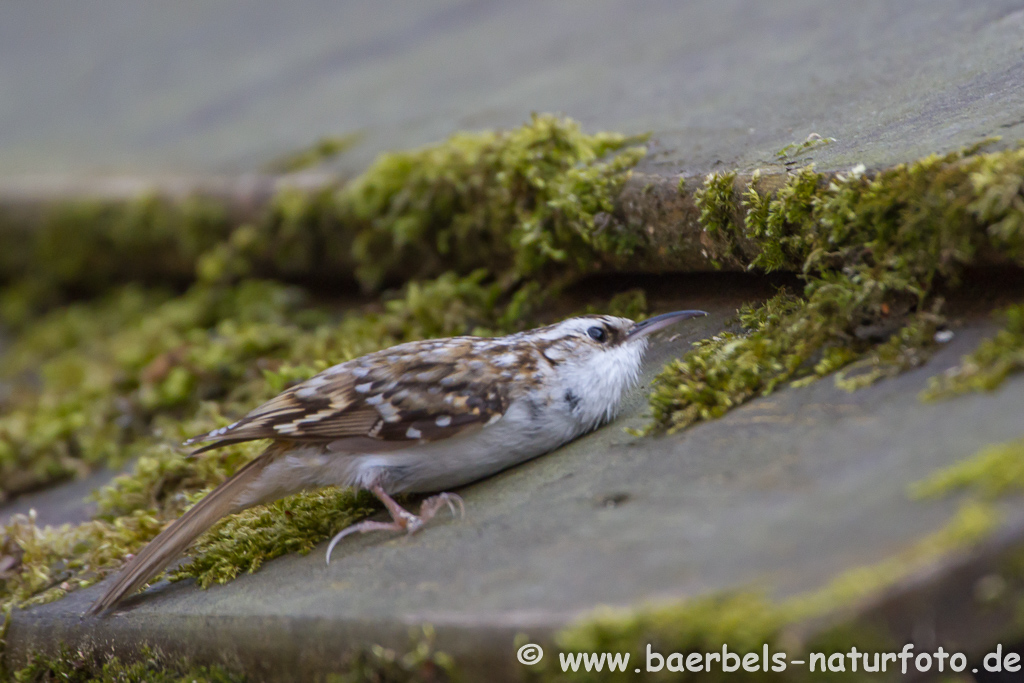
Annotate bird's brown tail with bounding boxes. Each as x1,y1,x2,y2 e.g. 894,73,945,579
87,448,279,615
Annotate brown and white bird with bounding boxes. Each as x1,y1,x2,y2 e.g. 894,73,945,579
87,309,706,614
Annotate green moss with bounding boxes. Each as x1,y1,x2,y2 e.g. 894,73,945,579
1,509,164,610
910,437,1024,500
833,306,944,392
691,171,738,269
5,646,245,683
2,628,455,683
921,303,1024,400
340,113,647,290
901,438,1024,638
648,145,1024,432
169,487,376,588
329,625,457,683
0,280,317,500
262,133,361,173
554,593,789,682
775,133,836,162
791,500,999,615
0,196,233,322
551,501,998,682
0,115,644,318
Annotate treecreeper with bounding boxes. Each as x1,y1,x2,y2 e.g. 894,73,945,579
88,309,706,614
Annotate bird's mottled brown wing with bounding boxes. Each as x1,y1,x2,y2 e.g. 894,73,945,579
185,338,516,453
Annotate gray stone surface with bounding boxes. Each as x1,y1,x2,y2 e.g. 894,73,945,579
7,283,1024,678
0,468,110,526
0,1,1022,178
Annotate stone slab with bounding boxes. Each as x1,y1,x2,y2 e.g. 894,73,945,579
0,1,1022,178
7,282,1024,679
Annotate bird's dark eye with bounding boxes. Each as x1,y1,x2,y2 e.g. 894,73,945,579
587,326,607,342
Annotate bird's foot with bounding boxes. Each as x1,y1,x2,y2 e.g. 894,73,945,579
420,492,465,523
325,487,464,564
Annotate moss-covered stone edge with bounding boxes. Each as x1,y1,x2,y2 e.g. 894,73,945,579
911,435,1024,502
0,625,456,683
921,301,1024,401
542,432,1024,682
1,644,246,683
645,143,1024,433
545,141,1024,677
908,434,1024,647
0,112,647,320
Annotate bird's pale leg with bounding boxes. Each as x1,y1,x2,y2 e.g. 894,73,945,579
325,485,464,564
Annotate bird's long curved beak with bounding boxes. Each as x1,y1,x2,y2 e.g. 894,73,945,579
625,310,708,341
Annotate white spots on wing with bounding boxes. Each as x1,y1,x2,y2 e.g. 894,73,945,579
296,386,319,399
368,420,383,437
355,382,373,393
329,392,351,406
207,420,242,438
486,413,502,425
294,408,337,425
435,415,452,427
406,426,422,439
468,360,486,370
414,369,446,383
376,401,400,422
428,385,442,394
493,353,518,367
275,423,298,434
365,394,384,405
349,365,370,378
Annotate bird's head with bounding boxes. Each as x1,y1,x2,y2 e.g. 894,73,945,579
522,310,707,428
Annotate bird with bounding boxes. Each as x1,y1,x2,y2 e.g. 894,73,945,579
87,309,706,615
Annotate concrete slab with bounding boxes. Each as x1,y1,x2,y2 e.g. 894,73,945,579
0,2,1021,178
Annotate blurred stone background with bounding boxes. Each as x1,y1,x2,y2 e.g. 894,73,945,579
1,1,1021,178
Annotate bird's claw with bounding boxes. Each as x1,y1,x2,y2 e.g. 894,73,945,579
325,519,403,564
325,491,464,564
420,492,465,521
